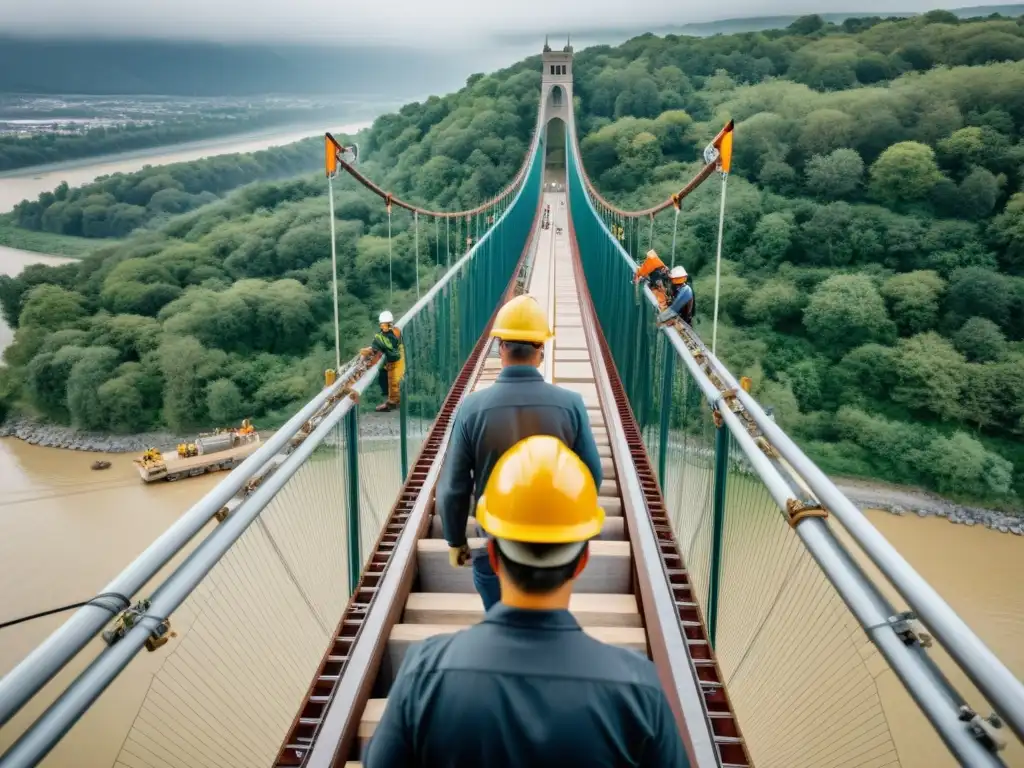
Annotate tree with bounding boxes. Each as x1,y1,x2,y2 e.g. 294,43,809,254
743,278,804,327
880,270,945,335
207,378,245,423
953,317,1007,362
743,212,793,269
958,167,1000,220
990,192,1024,275
803,274,895,354
18,285,88,330
67,347,120,430
805,149,864,199
891,333,965,419
922,432,1013,498
869,142,944,206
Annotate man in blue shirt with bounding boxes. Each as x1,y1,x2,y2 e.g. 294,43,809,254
435,294,603,610
657,265,695,325
365,436,687,768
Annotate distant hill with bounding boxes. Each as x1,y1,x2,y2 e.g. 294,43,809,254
495,4,1024,46
5,5,1023,97
0,38,478,98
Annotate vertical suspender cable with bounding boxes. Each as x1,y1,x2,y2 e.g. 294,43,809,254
711,173,728,356
414,211,421,299
434,216,440,267
327,176,341,371
386,199,394,306
647,213,655,256
670,205,680,268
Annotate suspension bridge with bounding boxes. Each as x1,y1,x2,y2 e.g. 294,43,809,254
1,41,1023,768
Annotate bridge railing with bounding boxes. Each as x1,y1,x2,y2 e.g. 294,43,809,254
565,122,1022,767
0,136,545,768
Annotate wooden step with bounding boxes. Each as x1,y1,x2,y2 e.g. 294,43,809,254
429,514,625,540
385,623,648,681
598,479,617,497
416,539,631,594
402,592,641,627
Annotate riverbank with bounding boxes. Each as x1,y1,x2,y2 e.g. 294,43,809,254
3,413,1021,534
0,217,102,257
0,411,405,453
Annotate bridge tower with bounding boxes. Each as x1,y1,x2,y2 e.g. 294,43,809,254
541,36,573,183
541,35,573,125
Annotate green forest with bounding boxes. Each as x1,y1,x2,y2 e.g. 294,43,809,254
0,108,338,173
2,9,1024,507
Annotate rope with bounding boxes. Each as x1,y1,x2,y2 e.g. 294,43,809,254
386,197,394,305
670,206,680,267
414,211,421,298
1,591,128,631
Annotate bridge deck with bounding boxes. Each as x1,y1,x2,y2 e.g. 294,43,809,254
349,191,643,764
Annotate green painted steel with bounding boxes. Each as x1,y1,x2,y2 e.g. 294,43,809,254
707,422,729,647
349,138,545,565
657,351,674,486
345,408,361,595
399,380,409,482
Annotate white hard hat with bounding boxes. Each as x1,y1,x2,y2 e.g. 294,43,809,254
379,310,394,324
670,266,688,280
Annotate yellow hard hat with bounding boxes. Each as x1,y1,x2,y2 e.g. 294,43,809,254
490,295,553,344
476,436,604,544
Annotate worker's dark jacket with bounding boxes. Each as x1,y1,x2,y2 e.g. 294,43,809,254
436,365,603,548
372,327,403,363
363,605,688,768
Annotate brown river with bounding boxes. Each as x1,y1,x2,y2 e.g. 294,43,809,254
1,142,1023,765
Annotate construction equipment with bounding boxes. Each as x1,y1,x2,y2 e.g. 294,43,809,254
134,421,261,483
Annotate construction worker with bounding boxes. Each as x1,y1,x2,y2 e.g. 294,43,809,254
361,310,405,412
436,294,603,610
365,436,687,768
657,265,695,325
634,250,674,308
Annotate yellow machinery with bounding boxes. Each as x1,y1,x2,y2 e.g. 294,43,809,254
177,443,198,458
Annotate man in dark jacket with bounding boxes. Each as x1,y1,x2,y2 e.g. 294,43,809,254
364,436,687,768
436,294,603,610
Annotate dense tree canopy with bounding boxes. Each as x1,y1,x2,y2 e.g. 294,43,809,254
569,11,1024,505
4,11,1024,507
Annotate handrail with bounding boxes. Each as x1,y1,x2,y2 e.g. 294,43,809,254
570,212,721,767
565,129,1016,763
0,355,364,729
0,132,546,766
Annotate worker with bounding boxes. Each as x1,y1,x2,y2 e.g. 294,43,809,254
657,266,695,325
436,294,603,610
364,436,687,768
360,310,406,412
634,250,674,308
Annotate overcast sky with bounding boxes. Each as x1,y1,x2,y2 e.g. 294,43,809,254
2,0,1021,46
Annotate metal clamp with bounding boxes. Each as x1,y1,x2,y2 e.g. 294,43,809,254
888,610,933,648
960,706,1007,753
101,599,175,653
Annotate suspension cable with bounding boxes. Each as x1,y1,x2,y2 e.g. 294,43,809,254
386,196,394,305
414,211,421,298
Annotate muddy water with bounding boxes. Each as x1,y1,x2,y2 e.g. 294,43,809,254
0,432,1021,765
0,440,222,767
0,122,370,213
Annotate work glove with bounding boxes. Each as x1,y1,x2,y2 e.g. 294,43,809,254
448,544,472,568
360,347,372,357
656,308,678,325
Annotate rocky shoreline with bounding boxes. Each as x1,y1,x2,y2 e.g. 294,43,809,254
836,481,1023,536
2,414,1020,534
0,411,406,453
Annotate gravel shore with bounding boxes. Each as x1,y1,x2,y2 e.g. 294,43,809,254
0,411,411,453
3,414,1020,534
836,478,1023,536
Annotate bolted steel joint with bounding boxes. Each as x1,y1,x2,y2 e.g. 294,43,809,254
958,705,1007,753
888,610,933,648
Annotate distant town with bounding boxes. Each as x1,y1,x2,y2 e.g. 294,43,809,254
0,94,353,137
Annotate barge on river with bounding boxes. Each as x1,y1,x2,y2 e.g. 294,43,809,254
133,420,261,483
